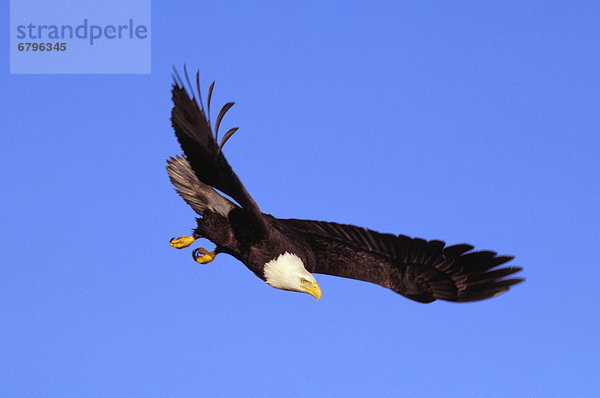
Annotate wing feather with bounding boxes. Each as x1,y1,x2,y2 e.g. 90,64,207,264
274,218,523,303
171,68,267,234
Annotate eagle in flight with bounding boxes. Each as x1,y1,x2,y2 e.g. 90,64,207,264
167,67,523,302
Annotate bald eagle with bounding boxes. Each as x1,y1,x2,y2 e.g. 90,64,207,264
167,67,523,302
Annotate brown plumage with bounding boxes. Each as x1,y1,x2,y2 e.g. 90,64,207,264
167,66,524,302
271,218,522,302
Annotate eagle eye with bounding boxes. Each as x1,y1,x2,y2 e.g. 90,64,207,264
300,277,310,284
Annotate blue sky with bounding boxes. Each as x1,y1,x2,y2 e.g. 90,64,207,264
2,1,599,396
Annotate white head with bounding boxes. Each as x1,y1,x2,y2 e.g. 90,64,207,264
263,252,322,300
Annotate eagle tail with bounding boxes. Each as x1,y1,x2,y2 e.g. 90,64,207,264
166,155,235,217
170,66,263,225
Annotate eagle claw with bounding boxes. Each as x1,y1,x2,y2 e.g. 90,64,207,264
193,248,216,264
170,235,196,249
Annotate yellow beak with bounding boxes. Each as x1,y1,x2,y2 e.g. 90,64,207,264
304,282,322,301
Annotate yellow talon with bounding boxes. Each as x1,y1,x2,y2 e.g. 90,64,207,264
193,248,216,264
170,235,196,249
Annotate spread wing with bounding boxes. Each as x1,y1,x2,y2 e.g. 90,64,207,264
274,218,523,303
171,66,267,234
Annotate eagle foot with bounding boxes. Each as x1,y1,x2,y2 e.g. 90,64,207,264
170,235,196,249
193,247,216,264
